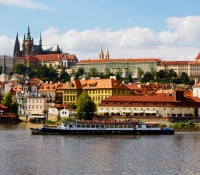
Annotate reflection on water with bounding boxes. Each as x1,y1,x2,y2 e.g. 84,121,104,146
0,123,200,175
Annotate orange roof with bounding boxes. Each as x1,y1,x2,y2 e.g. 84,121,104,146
195,53,200,60
38,82,58,91
79,58,158,63
193,82,200,87
158,61,190,66
125,84,141,90
64,78,129,90
25,54,78,62
99,93,200,107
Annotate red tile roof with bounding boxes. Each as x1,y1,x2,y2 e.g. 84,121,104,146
79,58,158,63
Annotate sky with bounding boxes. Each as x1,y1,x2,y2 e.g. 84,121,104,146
1,0,200,61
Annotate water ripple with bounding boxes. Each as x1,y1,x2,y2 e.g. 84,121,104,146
0,123,200,175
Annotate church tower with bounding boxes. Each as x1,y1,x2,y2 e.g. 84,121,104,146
39,33,42,53
0,55,8,82
99,47,104,59
22,25,34,56
105,47,109,60
13,33,20,57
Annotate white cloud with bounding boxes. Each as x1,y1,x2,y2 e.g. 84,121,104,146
0,0,53,11
166,16,200,43
1,15,200,61
0,35,14,55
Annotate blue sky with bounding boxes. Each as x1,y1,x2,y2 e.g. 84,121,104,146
1,0,200,61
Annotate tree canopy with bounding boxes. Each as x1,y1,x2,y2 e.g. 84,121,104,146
75,91,96,120
180,72,190,85
1,92,18,114
142,72,153,82
14,63,27,75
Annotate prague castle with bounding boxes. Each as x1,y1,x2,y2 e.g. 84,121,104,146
12,26,78,70
13,26,61,58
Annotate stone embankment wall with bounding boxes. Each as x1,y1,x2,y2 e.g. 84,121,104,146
94,116,200,126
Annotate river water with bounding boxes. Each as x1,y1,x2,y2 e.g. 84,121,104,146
0,123,200,175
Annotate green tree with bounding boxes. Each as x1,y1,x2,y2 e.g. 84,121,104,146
180,72,190,85
77,67,84,75
70,103,77,109
59,67,69,82
156,69,166,79
142,72,153,82
14,63,27,75
116,72,120,79
76,91,96,120
168,69,177,79
138,68,144,79
128,74,133,83
1,92,18,114
88,67,98,77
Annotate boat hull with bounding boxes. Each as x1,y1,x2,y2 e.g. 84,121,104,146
30,127,174,135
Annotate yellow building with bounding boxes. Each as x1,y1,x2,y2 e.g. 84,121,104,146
63,78,130,106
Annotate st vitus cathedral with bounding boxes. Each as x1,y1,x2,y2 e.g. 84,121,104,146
13,26,61,57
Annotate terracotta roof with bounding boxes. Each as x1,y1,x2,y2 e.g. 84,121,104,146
125,84,141,90
158,61,190,66
78,58,158,63
38,82,58,91
99,93,200,107
195,53,200,60
64,78,129,90
193,82,200,87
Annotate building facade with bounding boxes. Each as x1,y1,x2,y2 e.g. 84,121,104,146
0,55,13,73
62,77,131,106
98,88,200,117
74,47,158,78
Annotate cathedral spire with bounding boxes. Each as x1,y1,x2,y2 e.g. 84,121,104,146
39,33,42,46
105,47,109,60
13,32,20,57
26,25,31,41
99,46,104,59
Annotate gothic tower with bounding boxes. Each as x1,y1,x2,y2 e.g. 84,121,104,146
13,33,20,57
39,33,42,52
105,47,109,60
22,25,34,56
99,46,104,59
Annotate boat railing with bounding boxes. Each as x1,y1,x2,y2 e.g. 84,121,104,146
76,120,138,125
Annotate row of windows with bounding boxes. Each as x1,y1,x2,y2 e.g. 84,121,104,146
28,99,43,103
64,96,76,101
28,105,43,109
76,125,133,128
102,108,190,110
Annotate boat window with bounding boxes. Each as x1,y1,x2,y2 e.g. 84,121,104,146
110,125,113,128
101,125,104,128
124,125,127,128
82,125,85,128
119,125,123,128
128,125,133,128
77,125,80,128
114,125,118,128
105,125,109,128
96,125,99,128
69,125,73,128
86,125,90,128
138,125,142,128
91,125,95,128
